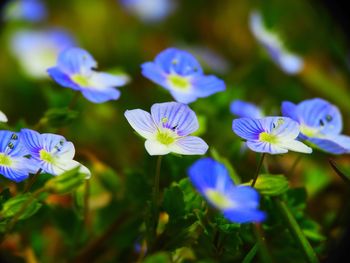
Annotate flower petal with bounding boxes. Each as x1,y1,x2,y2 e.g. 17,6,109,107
89,72,129,88
223,208,266,223
124,109,158,139
81,88,121,103
230,100,263,119
20,129,43,154
0,111,8,122
191,75,226,97
47,67,81,90
170,136,208,155
168,90,198,104
141,62,168,88
151,102,199,136
269,117,300,141
246,140,288,154
144,139,171,155
281,101,298,121
278,140,312,154
57,47,97,75
232,118,264,141
309,135,350,154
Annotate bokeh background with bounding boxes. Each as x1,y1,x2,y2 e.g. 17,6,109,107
1,0,350,262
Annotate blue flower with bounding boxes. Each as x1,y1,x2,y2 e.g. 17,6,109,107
0,131,37,182
230,100,264,119
11,29,74,78
20,129,91,177
249,11,303,75
48,47,129,103
188,158,265,223
141,48,226,104
120,0,175,22
4,0,46,22
282,98,350,154
232,117,312,154
0,111,8,123
125,102,208,155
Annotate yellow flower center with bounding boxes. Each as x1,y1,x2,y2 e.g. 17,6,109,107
259,132,278,144
300,125,319,137
71,74,90,87
168,74,191,90
156,130,176,145
205,189,233,209
39,149,55,164
0,153,11,166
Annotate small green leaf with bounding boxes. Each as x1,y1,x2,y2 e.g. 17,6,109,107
143,252,171,263
254,174,289,196
1,193,42,220
45,167,87,194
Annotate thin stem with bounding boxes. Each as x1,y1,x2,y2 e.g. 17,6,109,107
152,156,162,231
273,197,319,263
252,223,273,263
251,153,266,187
24,169,42,193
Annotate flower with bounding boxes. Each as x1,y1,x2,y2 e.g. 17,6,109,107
48,47,129,103
141,48,226,104
4,0,46,22
10,29,74,79
249,11,303,75
20,129,91,177
0,111,8,123
232,117,312,154
282,98,350,154
120,0,175,22
124,101,208,155
230,100,264,119
0,131,37,182
188,158,265,223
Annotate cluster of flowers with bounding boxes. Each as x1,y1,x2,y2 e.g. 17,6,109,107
0,129,90,182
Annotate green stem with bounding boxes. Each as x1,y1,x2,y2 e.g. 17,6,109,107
84,179,90,227
273,197,319,263
24,169,42,193
251,224,273,263
251,153,266,187
152,156,162,239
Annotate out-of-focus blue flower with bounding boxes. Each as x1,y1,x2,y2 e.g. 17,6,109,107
124,101,208,155
230,100,264,119
249,11,303,75
20,129,91,177
232,117,312,154
4,0,47,22
188,158,265,223
141,48,226,104
120,0,175,23
282,98,350,154
0,131,37,182
0,111,8,123
48,47,129,103
10,29,74,79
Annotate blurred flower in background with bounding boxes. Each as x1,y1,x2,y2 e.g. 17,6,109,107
119,0,175,23
3,0,47,22
48,47,130,103
142,48,226,104
249,11,304,75
0,111,8,122
282,98,350,154
9,29,75,79
230,100,264,119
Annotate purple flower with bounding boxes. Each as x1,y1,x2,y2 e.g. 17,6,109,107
48,47,129,103
0,131,37,182
230,100,264,119
188,158,266,223
282,98,350,154
4,0,47,22
124,102,208,155
141,48,226,104
232,117,312,154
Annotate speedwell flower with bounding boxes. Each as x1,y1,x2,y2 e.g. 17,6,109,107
10,29,74,78
141,48,226,104
48,47,129,103
249,11,303,75
124,102,208,155
20,129,91,177
4,0,46,22
282,98,350,154
232,117,312,154
0,111,8,123
0,131,37,182
188,158,265,223
230,100,264,119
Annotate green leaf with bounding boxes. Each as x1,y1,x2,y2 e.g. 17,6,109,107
178,178,204,213
162,185,185,219
1,193,42,220
45,167,87,194
213,214,240,234
254,174,289,196
143,252,171,263
40,108,79,128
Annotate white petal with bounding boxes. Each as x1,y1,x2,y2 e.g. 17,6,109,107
279,140,312,154
144,139,170,155
0,111,8,122
169,136,208,155
125,109,158,139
